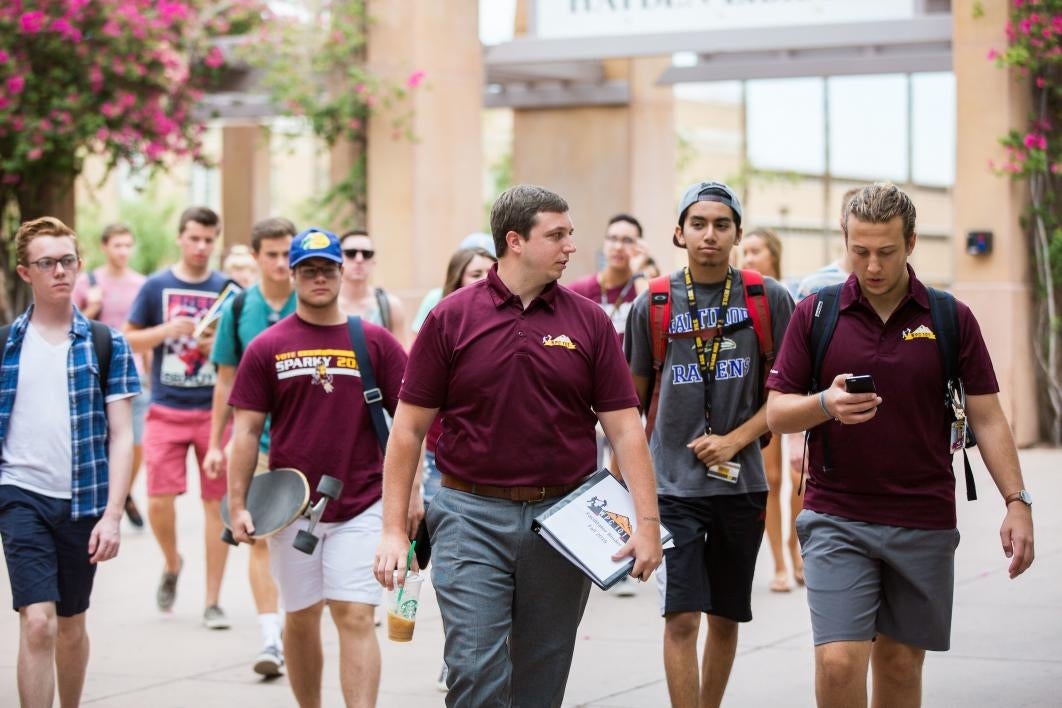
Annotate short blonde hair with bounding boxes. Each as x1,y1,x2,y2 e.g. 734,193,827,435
842,183,916,245
15,217,79,266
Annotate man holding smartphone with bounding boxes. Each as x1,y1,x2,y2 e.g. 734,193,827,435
765,183,1035,708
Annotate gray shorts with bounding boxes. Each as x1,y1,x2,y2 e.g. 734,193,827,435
795,509,960,651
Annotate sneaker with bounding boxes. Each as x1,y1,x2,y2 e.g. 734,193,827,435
436,663,448,692
611,576,636,597
124,496,144,528
203,605,231,630
156,558,182,612
253,644,284,677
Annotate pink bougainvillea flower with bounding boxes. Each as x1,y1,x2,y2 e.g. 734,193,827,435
1036,76,1046,88
19,11,46,34
6,75,25,96
204,46,224,69
0,50,9,65
1024,132,1048,150
986,48,1000,60
348,118,362,130
406,70,426,89
26,147,43,161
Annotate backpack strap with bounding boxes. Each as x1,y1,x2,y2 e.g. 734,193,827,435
644,275,672,439
89,321,112,395
808,284,843,394
231,289,248,362
928,287,977,501
87,270,98,287
346,316,389,452
374,287,392,333
740,269,775,448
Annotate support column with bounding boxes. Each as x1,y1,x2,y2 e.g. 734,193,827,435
366,0,483,305
952,1,1038,444
511,58,675,280
221,123,271,247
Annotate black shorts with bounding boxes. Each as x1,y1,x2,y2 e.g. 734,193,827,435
657,492,767,622
0,484,99,616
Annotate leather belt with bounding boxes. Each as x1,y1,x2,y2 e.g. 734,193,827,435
441,473,581,503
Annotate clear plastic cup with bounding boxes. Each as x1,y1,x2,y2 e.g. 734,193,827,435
386,571,423,642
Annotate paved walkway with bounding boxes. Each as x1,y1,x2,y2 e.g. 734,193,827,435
1,450,1059,706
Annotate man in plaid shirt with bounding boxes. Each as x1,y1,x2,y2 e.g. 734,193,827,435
0,217,139,707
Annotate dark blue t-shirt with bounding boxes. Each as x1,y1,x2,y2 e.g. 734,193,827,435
127,269,229,410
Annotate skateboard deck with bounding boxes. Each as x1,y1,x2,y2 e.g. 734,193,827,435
220,468,310,540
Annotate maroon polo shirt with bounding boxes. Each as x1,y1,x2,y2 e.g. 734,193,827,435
766,267,998,530
400,265,640,487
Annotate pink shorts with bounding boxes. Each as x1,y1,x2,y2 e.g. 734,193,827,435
143,404,228,500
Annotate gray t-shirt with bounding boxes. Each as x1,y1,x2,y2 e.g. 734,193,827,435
626,269,794,497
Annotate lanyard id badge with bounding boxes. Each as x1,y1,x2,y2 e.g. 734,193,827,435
684,266,733,434
948,378,968,454
706,461,741,484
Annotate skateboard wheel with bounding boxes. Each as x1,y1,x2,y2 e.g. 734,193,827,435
221,528,238,546
317,475,343,500
293,529,319,555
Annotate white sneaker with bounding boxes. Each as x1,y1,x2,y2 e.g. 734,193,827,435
436,663,448,692
254,644,284,677
203,605,231,630
611,576,636,597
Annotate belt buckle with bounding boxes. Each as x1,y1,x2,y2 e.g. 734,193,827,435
535,486,547,502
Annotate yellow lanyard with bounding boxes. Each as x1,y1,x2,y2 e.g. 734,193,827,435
683,266,733,432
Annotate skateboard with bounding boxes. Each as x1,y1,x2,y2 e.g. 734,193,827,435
220,468,343,555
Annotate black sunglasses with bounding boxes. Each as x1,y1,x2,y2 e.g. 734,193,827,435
343,248,375,260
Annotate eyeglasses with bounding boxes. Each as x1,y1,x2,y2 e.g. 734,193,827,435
295,263,341,280
604,234,638,247
343,248,375,260
28,255,79,272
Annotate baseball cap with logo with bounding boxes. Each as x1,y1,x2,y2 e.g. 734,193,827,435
290,227,342,268
677,181,743,227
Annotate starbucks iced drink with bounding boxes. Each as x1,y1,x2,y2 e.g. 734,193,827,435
387,571,423,642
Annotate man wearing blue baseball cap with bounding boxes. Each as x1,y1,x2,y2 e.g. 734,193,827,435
626,180,794,708
226,227,410,707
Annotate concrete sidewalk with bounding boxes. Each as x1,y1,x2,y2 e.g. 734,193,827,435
1,449,1059,706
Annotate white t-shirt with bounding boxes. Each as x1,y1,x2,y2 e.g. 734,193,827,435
0,324,74,498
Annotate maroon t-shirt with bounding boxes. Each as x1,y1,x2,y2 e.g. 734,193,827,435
401,266,640,487
567,272,639,340
766,269,998,530
229,314,408,522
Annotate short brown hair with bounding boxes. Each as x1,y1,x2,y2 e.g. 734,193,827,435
745,227,782,279
178,206,220,235
489,185,569,257
250,217,297,252
15,217,79,266
101,222,133,244
842,183,916,245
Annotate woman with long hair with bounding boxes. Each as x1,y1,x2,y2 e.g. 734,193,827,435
741,228,803,592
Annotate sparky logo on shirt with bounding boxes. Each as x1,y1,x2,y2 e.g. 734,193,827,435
542,334,577,350
902,324,937,341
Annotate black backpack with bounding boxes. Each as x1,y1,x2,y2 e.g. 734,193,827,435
807,284,977,501
0,320,112,397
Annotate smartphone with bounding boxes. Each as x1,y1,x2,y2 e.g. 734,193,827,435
845,374,876,394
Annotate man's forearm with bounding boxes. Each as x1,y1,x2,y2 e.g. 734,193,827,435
123,325,165,354
766,391,830,434
105,399,134,519
603,409,660,527
722,405,768,450
228,415,264,511
382,427,422,534
968,396,1026,498
209,367,234,448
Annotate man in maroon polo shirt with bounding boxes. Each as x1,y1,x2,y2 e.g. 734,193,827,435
766,183,1035,708
374,184,663,707
227,228,409,708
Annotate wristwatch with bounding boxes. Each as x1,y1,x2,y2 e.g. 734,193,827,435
1004,489,1032,507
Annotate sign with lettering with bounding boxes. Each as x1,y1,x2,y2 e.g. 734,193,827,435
534,0,915,39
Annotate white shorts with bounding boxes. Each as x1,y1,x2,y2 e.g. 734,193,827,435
268,499,383,612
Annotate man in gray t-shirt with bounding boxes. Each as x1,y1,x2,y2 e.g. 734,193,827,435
625,180,793,708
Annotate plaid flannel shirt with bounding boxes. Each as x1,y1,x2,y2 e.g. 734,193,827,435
0,306,140,519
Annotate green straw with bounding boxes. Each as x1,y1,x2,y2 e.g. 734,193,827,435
396,540,417,607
